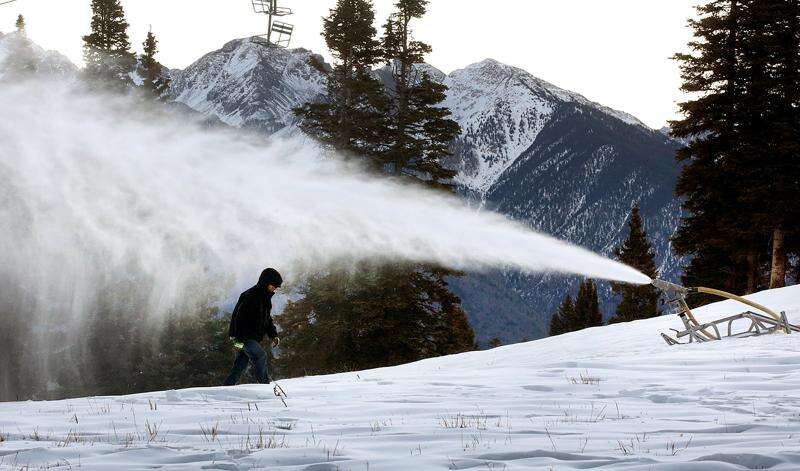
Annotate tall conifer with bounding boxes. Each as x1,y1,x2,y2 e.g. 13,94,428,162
82,0,135,88
15,15,25,35
672,0,800,295
609,204,660,324
381,0,459,186
671,0,756,297
741,0,800,288
140,29,171,99
549,280,602,335
294,0,387,163
287,0,474,373
549,295,574,336
574,279,603,329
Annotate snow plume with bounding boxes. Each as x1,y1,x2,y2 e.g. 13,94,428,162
0,81,649,396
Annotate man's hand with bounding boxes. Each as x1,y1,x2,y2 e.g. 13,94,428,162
271,337,281,348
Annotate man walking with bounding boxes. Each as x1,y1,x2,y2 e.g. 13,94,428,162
223,268,282,386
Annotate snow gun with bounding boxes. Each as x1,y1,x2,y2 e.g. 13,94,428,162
651,279,799,345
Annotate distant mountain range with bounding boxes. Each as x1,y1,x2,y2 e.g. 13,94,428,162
1,34,684,345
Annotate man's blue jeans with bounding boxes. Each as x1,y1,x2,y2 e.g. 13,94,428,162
223,339,269,385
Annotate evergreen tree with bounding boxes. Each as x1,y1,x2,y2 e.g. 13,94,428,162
672,0,800,296
286,0,473,377
549,280,602,335
276,263,474,377
548,294,574,336
740,0,800,288
140,29,171,99
608,204,661,324
574,279,603,329
15,14,25,35
82,0,135,89
776,0,800,286
381,0,459,186
671,0,752,297
294,0,388,163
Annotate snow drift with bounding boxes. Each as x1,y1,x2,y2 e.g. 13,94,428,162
1,286,799,470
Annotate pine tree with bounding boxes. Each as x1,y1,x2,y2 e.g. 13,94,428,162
549,280,602,335
82,0,135,89
671,0,762,297
15,15,25,35
294,0,388,163
140,29,171,99
549,294,574,336
777,0,800,286
574,279,603,329
739,0,800,289
286,0,473,377
672,0,800,296
608,204,661,324
381,0,459,187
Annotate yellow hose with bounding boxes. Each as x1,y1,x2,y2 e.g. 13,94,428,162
694,287,782,322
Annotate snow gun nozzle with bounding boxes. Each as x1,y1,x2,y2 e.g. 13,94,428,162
651,279,689,296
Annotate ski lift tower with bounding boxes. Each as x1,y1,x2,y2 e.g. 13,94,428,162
251,0,294,48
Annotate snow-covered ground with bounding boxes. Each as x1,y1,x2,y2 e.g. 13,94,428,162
2,286,799,470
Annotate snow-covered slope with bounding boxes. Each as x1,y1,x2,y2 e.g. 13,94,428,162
169,39,327,132
0,31,76,80
2,286,799,469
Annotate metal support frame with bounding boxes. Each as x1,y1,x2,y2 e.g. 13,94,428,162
653,279,799,346
250,0,293,48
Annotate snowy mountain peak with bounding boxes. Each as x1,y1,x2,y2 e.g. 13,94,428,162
170,38,328,131
443,58,650,195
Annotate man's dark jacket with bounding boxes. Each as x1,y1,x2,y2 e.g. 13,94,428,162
228,273,278,342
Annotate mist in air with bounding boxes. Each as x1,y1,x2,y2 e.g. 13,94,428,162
0,81,649,398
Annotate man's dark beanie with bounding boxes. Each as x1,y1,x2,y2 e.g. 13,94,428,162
258,268,283,288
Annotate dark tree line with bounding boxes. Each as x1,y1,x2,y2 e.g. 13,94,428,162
671,0,800,299
278,263,473,376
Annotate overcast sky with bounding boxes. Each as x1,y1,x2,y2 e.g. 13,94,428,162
2,0,698,128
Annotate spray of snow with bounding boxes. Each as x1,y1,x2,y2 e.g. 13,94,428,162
0,81,650,318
